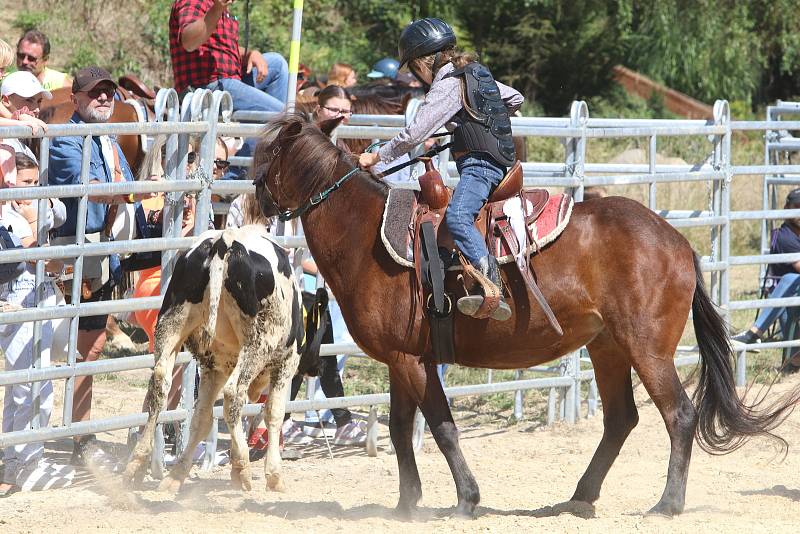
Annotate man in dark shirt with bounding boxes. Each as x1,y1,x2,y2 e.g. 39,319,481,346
169,0,288,178
733,189,800,347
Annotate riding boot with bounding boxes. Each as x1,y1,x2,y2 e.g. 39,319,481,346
456,255,512,321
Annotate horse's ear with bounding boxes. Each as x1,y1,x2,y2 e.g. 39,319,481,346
318,117,344,137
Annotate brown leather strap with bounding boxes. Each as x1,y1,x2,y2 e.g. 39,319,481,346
496,219,563,336
103,143,127,236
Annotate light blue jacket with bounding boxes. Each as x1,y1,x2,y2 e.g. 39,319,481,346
48,113,134,237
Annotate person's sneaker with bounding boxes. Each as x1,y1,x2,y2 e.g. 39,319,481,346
332,421,367,446
16,460,75,491
731,330,761,352
282,420,312,445
303,421,337,438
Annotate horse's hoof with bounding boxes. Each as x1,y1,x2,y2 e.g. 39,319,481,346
393,499,419,520
452,502,477,520
646,501,681,518
157,475,183,495
266,473,285,492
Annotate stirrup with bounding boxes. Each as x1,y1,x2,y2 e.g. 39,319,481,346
457,295,512,321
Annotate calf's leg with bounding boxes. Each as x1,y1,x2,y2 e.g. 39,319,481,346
263,350,300,492
158,364,229,493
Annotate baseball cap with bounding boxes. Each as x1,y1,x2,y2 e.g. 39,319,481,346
72,66,117,94
0,71,52,100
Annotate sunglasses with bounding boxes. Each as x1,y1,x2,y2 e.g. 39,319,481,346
16,52,41,63
214,159,230,170
161,149,196,165
86,85,116,99
321,105,352,116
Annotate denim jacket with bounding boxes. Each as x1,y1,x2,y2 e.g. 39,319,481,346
48,113,134,237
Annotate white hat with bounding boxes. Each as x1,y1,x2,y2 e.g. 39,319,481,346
1,71,53,100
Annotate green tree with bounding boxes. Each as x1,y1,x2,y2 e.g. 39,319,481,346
625,1,761,103
455,0,628,115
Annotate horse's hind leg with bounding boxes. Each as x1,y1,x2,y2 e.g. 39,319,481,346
388,370,423,517
631,354,697,516
571,332,639,504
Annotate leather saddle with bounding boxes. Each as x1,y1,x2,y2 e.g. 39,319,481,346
412,158,563,334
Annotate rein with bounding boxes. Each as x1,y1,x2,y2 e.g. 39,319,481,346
376,140,452,178
276,166,359,222
255,138,361,222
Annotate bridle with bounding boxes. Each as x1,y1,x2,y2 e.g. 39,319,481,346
253,132,360,222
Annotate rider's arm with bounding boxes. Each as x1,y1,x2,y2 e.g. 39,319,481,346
178,1,227,52
497,81,524,114
377,76,462,164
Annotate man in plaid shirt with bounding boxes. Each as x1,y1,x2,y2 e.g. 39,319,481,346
170,0,288,178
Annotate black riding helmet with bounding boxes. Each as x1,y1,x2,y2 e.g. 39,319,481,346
398,18,456,68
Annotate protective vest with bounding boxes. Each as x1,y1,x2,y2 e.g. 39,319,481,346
443,62,516,167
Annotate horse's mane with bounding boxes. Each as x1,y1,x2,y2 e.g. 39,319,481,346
255,113,387,206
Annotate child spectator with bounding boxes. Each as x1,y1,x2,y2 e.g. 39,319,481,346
0,151,70,496
0,39,47,134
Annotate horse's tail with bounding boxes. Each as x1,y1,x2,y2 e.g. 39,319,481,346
691,252,798,453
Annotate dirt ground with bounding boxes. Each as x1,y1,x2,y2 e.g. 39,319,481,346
2,368,800,533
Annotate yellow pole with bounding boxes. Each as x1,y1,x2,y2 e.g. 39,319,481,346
285,0,304,111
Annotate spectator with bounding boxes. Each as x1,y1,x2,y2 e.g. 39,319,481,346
0,151,71,496
49,67,136,467
16,30,72,91
326,62,356,88
366,57,400,83
169,0,289,179
0,39,47,133
0,71,51,152
733,188,800,362
313,85,352,153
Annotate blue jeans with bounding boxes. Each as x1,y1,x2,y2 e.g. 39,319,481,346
445,154,506,264
207,52,289,179
754,272,800,336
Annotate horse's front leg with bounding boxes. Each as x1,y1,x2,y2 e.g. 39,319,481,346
390,357,480,518
416,361,479,518
388,370,423,517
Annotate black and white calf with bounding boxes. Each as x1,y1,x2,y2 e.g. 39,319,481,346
123,224,305,493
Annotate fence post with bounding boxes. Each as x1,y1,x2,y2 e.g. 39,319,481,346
155,88,182,283
713,101,737,384
285,0,305,112
513,369,524,420
61,135,93,427
563,350,580,424
561,101,588,422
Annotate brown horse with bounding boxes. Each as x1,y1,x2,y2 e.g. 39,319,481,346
253,114,798,518
39,87,148,175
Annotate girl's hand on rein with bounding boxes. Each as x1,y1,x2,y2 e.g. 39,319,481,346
358,152,380,169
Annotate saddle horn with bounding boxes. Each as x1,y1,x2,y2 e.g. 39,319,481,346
418,157,450,210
